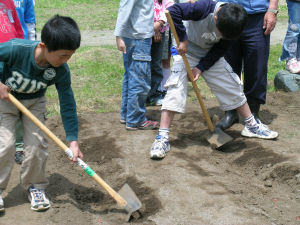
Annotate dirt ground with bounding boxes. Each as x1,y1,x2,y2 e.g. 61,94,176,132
1,91,300,225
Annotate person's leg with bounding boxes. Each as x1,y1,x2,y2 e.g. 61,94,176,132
20,96,50,211
202,57,278,139
15,118,24,164
150,56,191,159
242,13,269,116
0,100,19,192
20,96,49,191
148,33,165,105
126,38,158,129
237,102,278,139
120,37,132,124
216,38,243,130
282,0,300,72
160,29,171,94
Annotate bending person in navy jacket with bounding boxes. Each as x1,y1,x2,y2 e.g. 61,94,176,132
149,0,278,160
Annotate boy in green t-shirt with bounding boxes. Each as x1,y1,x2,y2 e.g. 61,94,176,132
0,15,83,212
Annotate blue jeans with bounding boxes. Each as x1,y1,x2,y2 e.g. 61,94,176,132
120,37,151,128
280,0,300,61
148,32,165,100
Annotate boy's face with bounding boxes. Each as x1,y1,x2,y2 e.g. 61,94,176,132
45,48,76,67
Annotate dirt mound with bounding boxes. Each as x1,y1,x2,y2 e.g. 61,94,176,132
1,91,300,225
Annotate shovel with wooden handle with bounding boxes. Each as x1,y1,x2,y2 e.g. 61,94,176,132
165,10,233,148
8,93,142,220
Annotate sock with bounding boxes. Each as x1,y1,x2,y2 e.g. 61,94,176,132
157,128,169,140
244,115,258,128
159,68,170,92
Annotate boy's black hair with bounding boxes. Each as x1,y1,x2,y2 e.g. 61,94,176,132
216,3,248,40
41,15,81,52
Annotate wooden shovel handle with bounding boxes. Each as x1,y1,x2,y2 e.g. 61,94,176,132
165,10,214,132
8,93,127,207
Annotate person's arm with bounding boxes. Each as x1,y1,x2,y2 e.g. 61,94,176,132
55,68,83,162
114,0,136,37
0,41,15,100
263,0,278,35
0,62,9,100
24,0,36,40
196,39,233,72
167,0,216,42
156,0,175,25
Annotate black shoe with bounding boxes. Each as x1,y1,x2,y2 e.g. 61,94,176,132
216,110,239,130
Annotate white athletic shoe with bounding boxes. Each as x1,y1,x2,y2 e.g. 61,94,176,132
0,190,4,212
28,187,51,212
241,119,278,139
150,135,170,159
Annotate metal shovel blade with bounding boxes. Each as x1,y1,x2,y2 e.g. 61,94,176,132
118,183,142,217
207,127,233,148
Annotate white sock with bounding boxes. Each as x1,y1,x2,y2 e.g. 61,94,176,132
244,115,257,128
157,128,169,140
159,68,170,92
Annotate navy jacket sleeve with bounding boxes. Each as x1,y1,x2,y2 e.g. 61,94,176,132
196,39,233,72
167,1,216,42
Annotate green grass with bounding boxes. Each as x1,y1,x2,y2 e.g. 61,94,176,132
267,44,285,91
35,0,120,32
278,4,288,20
45,44,284,116
40,0,287,116
45,45,124,116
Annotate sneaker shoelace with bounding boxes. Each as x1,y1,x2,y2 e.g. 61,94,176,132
154,136,169,150
30,188,46,203
250,122,271,136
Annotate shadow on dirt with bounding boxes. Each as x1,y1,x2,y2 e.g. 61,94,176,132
1,184,28,209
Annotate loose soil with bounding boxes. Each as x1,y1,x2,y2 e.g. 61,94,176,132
1,91,300,225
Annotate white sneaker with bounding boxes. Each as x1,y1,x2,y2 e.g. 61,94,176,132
241,119,278,139
150,135,170,159
28,187,51,211
0,190,4,212
286,58,300,74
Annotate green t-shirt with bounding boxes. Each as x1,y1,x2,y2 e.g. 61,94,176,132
0,38,78,141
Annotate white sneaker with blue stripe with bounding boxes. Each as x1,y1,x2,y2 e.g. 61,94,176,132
28,187,51,211
241,119,278,139
150,135,170,159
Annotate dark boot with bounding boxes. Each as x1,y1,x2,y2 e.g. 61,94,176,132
216,109,239,130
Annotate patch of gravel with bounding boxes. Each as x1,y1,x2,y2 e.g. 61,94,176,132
37,19,288,47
